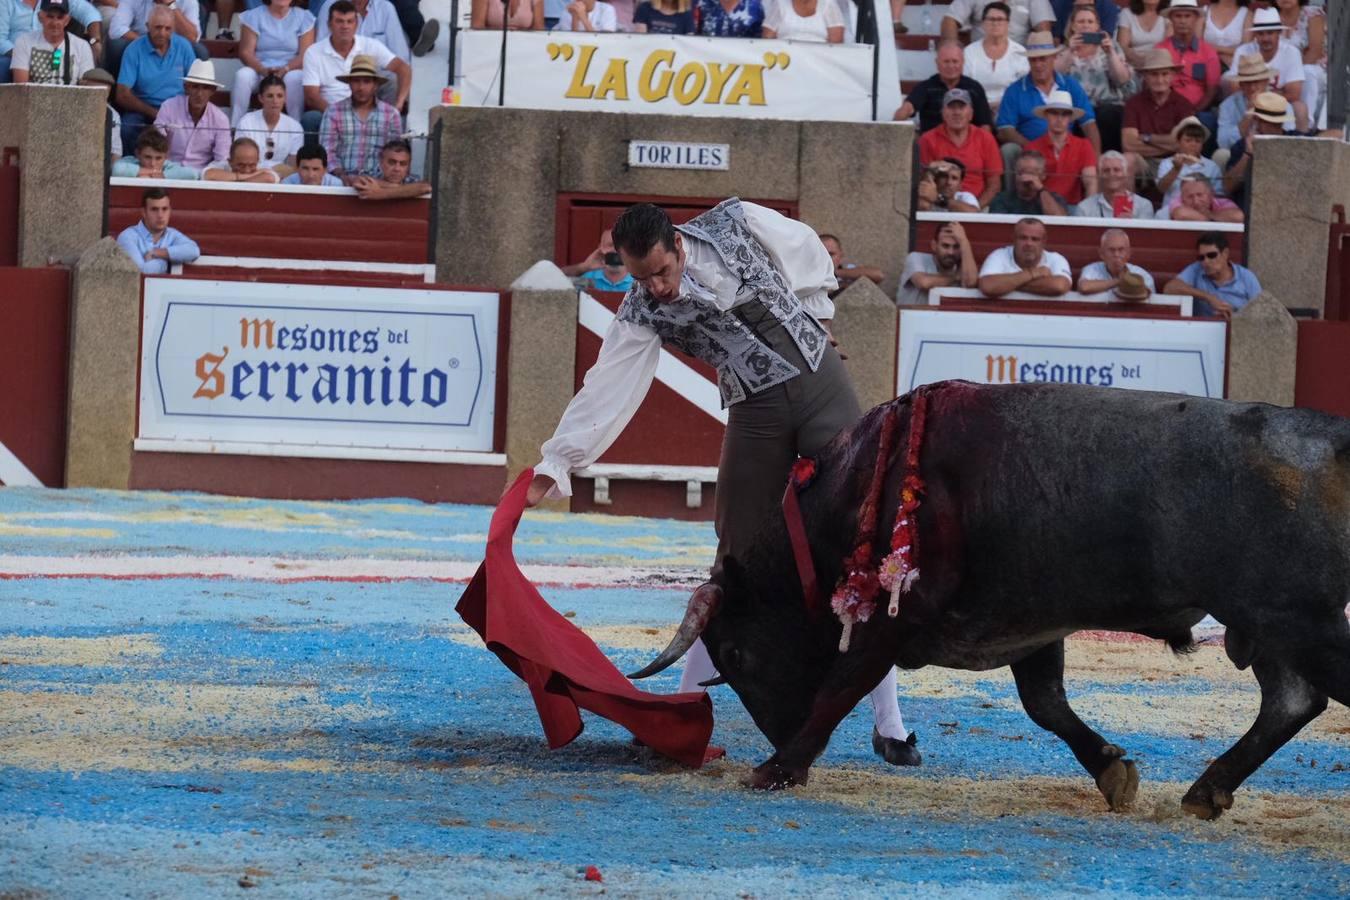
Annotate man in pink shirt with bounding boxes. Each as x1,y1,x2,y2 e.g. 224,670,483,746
153,59,231,171
1160,0,1219,133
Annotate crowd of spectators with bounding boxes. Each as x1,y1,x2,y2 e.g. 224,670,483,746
893,216,1262,316
1,0,431,194
902,0,1332,222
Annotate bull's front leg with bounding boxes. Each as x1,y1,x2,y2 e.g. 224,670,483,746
744,651,896,791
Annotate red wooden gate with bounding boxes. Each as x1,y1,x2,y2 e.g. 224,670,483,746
0,267,71,486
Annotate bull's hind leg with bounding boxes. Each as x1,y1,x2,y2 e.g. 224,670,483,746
1010,641,1139,812
1181,655,1327,821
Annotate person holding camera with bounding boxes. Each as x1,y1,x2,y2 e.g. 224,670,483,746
1054,3,1135,151
917,158,982,212
563,228,634,293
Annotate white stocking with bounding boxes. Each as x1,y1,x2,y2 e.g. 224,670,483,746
678,637,719,694
869,666,909,740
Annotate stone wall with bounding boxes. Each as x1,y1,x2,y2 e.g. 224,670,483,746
1246,137,1350,318
431,106,914,300
0,85,107,268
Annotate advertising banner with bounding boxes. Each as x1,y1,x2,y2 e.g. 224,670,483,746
139,279,499,457
898,310,1228,398
457,31,875,121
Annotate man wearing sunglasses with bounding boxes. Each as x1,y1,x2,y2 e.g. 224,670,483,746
1164,231,1261,318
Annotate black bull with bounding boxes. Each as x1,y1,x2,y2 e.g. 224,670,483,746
632,381,1350,819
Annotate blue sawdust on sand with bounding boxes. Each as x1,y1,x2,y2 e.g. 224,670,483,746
1,488,1348,897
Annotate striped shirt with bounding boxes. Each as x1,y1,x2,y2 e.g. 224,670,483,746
318,98,402,178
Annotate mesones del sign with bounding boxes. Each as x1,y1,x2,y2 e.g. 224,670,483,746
456,31,875,121
137,279,500,460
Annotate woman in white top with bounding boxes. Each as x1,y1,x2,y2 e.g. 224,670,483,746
231,0,316,125
235,75,305,171
961,1,1027,110
1204,0,1250,67
761,0,844,42
1117,0,1171,68
563,0,619,30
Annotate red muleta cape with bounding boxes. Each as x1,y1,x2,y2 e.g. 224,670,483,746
455,469,715,767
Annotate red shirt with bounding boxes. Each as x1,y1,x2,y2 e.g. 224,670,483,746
1027,132,1097,204
918,125,1004,199
1163,36,1221,109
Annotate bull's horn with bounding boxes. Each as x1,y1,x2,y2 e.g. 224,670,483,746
698,674,728,687
627,582,723,679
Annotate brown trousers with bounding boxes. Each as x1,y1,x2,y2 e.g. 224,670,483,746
711,301,862,577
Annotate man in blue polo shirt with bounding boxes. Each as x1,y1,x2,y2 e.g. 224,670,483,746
114,4,195,154
1164,231,1261,318
996,30,1100,182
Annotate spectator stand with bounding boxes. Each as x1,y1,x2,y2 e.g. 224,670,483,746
913,210,1246,288
107,177,432,267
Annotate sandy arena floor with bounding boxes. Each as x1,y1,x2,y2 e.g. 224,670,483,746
0,488,1346,897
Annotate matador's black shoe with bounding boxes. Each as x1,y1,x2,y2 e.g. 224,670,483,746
872,727,922,767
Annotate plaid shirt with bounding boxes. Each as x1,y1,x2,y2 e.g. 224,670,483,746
319,98,402,178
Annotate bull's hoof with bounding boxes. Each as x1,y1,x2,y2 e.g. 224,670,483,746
872,727,922,767
1180,782,1233,821
1095,758,1140,812
742,759,808,791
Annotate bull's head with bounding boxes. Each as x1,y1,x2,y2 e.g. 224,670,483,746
629,559,842,753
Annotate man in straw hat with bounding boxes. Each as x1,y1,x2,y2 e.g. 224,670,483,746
1026,88,1096,204
1222,92,1294,208
1218,55,1283,151
996,30,1100,182
153,58,231,170
1155,115,1222,212
1158,0,1220,116
1222,7,1307,132
319,53,403,183
302,0,411,139
1077,228,1156,297
1122,48,1195,186
113,5,196,151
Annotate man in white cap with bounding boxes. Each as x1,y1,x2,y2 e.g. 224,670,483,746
1222,92,1294,208
153,58,231,170
1159,0,1219,125
1217,55,1282,151
1077,228,1156,297
1026,89,1096,205
1222,7,1307,132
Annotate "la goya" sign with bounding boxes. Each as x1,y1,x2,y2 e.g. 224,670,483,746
456,31,874,122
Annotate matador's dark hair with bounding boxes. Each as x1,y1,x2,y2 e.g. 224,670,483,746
612,203,676,258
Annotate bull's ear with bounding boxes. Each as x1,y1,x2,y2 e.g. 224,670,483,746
717,556,747,600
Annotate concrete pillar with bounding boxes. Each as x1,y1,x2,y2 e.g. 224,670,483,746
504,261,578,509
431,107,564,289
831,277,898,412
0,85,107,268
799,121,913,301
1226,293,1298,407
1246,137,1350,318
65,237,142,488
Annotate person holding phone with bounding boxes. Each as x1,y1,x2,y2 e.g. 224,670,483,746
1055,4,1135,151
563,228,635,293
